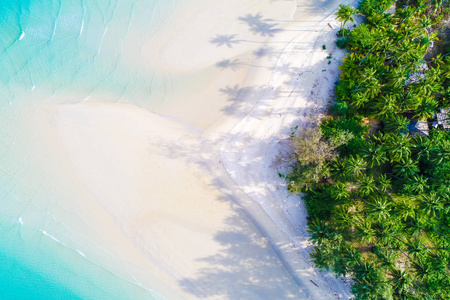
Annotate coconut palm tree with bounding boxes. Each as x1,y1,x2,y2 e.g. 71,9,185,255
384,114,409,133
384,133,412,164
375,248,398,270
330,159,350,182
364,144,388,168
335,4,357,36
367,196,392,221
375,94,399,118
395,198,416,221
405,217,425,236
362,78,382,100
408,175,428,194
412,258,432,282
390,269,412,298
350,91,369,108
308,218,332,243
406,239,427,259
419,192,444,218
331,182,350,201
332,205,355,229
358,220,376,243
377,174,392,193
412,135,433,161
345,155,367,177
359,174,377,196
388,66,408,89
392,157,420,177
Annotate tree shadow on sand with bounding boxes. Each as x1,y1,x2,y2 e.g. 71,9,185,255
238,13,282,37
210,34,242,48
253,46,280,60
178,214,311,299
219,84,281,117
216,59,244,71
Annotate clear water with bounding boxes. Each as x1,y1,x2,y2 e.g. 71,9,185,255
0,0,183,298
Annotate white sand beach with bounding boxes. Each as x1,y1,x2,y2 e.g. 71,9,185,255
21,0,356,298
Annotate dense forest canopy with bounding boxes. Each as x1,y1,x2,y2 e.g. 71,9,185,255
282,0,450,298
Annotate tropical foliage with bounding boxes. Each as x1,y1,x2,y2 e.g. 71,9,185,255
283,0,450,298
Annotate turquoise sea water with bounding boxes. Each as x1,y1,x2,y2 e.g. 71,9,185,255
0,0,182,298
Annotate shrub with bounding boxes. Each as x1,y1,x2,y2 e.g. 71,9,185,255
358,0,392,16
321,116,367,139
286,128,337,192
304,186,337,220
337,28,350,37
336,37,350,49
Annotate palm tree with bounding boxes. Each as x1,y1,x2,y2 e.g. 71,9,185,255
357,220,376,243
384,133,411,164
359,174,376,196
375,248,397,270
341,246,361,270
350,91,369,108
392,157,420,177
367,196,392,222
417,16,432,36
375,94,399,118
335,4,357,35
388,66,408,89
406,239,426,259
373,222,397,246
332,205,355,229
362,78,382,100
330,160,350,182
412,135,432,161
345,155,367,177
405,217,425,236
419,192,444,218
307,218,332,244
408,175,428,194
414,97,438,121
377,174,392,193
384,114,409,133
395,198,416,221
331,182,350,200
364,144,388,168
390,269,412,298
412,258,432,282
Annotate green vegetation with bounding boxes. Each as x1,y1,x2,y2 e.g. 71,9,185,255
283,0,450,298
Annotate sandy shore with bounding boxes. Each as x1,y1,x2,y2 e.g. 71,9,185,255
29,0,357,298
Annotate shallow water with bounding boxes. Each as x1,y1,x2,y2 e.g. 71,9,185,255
0,0,185,298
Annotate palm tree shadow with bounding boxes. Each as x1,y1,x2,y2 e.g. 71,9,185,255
216,59,243,71
219,85,254,102
238,13,265,27
219,85,281,117
210,34,242,48
178,214,306,299
253,46,280,60
250,22,282,37
238,13,283,37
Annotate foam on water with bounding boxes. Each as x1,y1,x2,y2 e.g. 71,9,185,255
0,0,185,298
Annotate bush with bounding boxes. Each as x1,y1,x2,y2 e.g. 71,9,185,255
337,28,350,37
348,23,377,50
321,116,367,139
358,0,392,16
304,186,337,220
337,136,368,157
336,37,350,49
286,128,337,192
330,101,357,117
